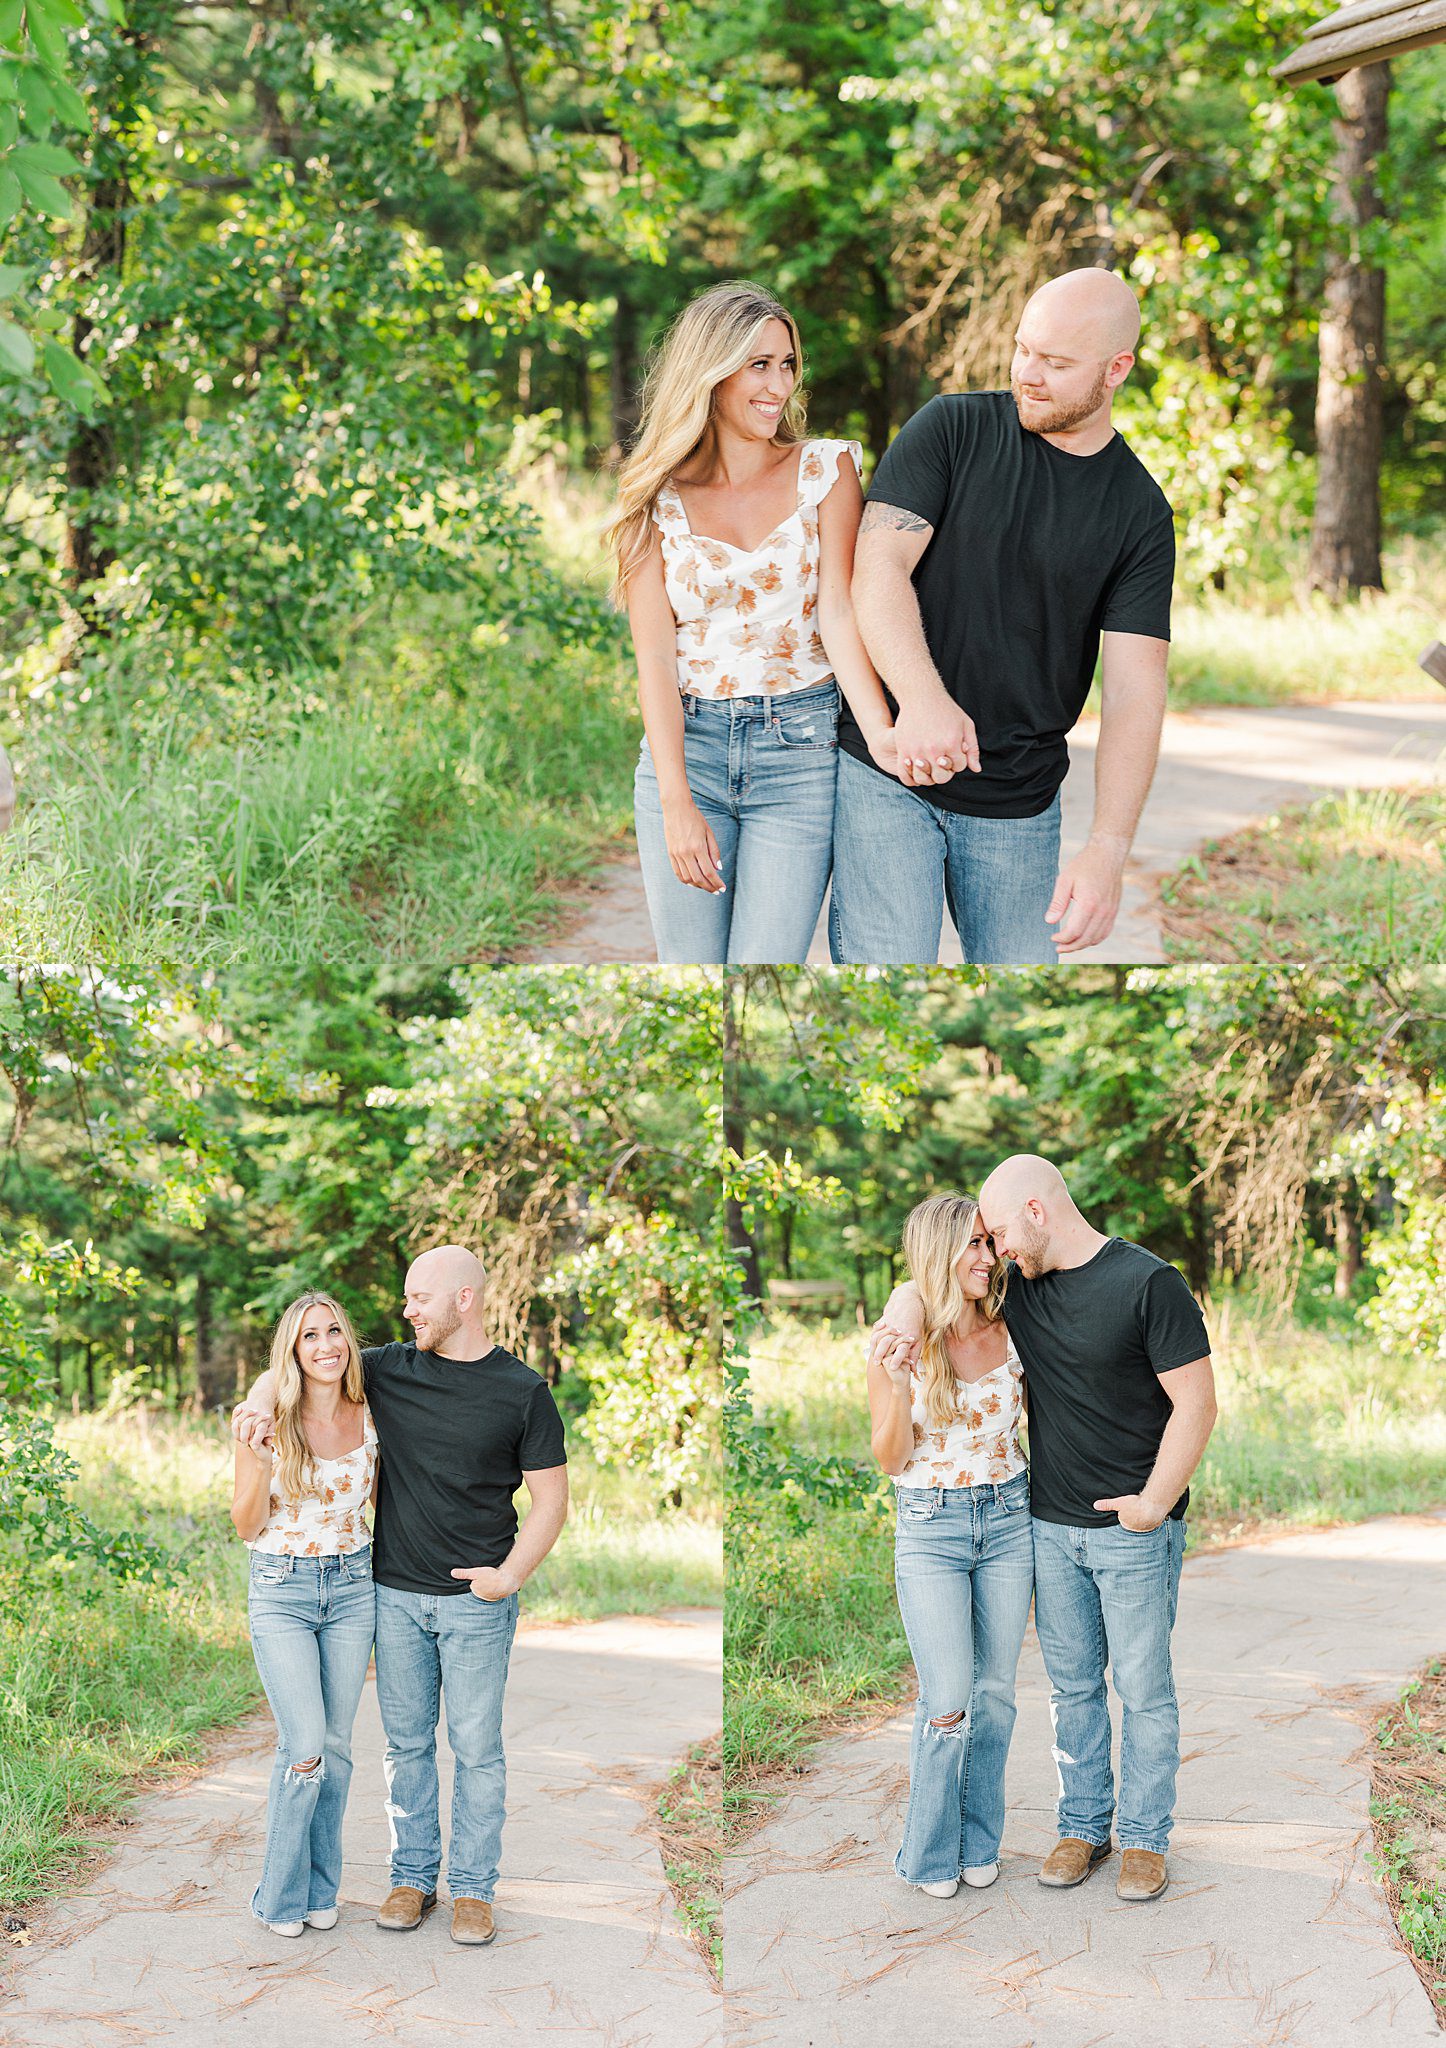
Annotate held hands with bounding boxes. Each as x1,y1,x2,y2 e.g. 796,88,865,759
1046,839,1127,956
451,1564,521,1602
1094,1494,1168,1533
232,1402,275,1455
867,1321,921,1377
662,795,726,894
892,692,981,789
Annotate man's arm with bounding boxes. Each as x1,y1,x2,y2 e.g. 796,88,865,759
1093,1355,1217,1531
851,504,979,788
450,1464,569,1602
1047,630,1167,956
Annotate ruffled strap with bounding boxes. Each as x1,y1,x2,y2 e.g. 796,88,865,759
798,438,863,508
650,480,691,537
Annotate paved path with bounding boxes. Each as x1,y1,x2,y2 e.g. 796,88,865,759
1,1610,723,2048
725,1517,1446,2047
522,700,1446,965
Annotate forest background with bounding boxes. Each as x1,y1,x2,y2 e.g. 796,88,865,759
0,963,725,1909
0,0,1443,964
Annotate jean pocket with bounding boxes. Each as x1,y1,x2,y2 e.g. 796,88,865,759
998,1478,1031,1514
896,1490,939,1525
251,1559,291,1586
770,702,839,751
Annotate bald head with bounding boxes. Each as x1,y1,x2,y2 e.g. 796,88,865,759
404,1243,489,1357
980,1154,1071,1216
1024,269,1141,360
979,1155,1087,1279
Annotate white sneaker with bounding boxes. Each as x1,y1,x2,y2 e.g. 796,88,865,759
918,1878,960,1897
266,1920,305,1937
962,1863,999,1889
304,1907,339,1929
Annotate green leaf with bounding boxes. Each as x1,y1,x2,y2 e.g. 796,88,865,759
32,301,65,330
24,1,69,76
46,74,87,130
0,316,36,376
0,64,16,101
0,0,23,47
12,139,82,175
0,260,28,297
44,0,86,25
0,166,20,229
11,160,72,217
101,0,126,21
41,332,104,412
17,71,58,132
0,102,16,150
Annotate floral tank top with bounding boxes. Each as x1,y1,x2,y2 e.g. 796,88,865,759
249,1408,378,1556
652,437,863,699
894,1336,1027,1490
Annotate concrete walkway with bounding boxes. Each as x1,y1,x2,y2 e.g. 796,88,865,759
725,1517,1446,2047
1,1609,723,2048
522,700,1446,966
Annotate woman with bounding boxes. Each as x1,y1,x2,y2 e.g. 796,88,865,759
231,1292,378,1936
866,1194,1034,1896
605,279,899,964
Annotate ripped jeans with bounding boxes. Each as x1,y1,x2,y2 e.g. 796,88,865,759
893,1472,1035,1883
247,1546,376,1925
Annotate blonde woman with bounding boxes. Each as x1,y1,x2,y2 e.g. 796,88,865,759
232,1293,378,1936
866,1194,1033,1896
606,280,899,963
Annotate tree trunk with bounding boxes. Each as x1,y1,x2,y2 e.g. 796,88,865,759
1308,62,1389,598
1333,1180,1364,1298
610,282,642,458
194,1272,247,1412
721,981,764,1305
57,171,128,659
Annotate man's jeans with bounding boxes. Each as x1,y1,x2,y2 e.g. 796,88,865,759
634,680,838,963
892,1471,1036,1883
247,1546,376,1926
1031,1516,1187,1855
830,748,1061,964
374,1583,519,1903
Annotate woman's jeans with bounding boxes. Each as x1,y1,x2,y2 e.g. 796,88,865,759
892,1471,1035,1883
247,1546,376,1926
634,679,838,963
374,1583,519,1904
1031,1515,1186,1854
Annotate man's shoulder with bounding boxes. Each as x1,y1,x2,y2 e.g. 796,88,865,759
362,1340,414,1373
1110,433,1174,522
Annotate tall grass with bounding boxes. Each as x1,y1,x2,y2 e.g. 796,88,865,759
1,1407,720,1908
727,1307,1446,1788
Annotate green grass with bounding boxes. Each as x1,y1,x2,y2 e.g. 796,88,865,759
1368,1659,1446,2021
1,1407,720,1909
1160,785,1446,966
726,1307,1446,1792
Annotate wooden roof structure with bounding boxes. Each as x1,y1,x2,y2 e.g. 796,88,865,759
1274,0,1446,83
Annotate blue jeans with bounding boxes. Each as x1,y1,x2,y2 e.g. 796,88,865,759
374,1583,519,1903
1031,1516,1187,1855
892,1471,1035,1883
830,748,1061,963
247,1546,376,1926
634,680,838,963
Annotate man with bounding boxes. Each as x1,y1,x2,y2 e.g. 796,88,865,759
870,1156,1217,1901
836,268,1174,964
232,1244,568,1946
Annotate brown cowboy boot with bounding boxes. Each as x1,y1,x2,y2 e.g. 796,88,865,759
451,1896,497,1945
376,1885,437,1930
1116,1849,1168,1901
1037,1837,1113,1887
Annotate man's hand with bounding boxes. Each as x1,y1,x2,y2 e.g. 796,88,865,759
864,724,903,779
450,1564,521,1602
1094,1494,1168,1533
892,691,980,789
232,1401,275,1454
874,1332,917,1391
1046,839,1127,956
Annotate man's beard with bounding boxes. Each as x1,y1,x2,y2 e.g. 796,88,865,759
1011,1216,1052,1278
417,1295,463,1349
1012,364,1111,436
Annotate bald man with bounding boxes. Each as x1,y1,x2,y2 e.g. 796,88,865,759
834,268,1173,965
872,1156,1217,1902
233,1245,568,1947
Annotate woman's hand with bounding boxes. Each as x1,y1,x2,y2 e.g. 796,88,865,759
876,1332,916,1393
662,796,726,894
864,724,902,778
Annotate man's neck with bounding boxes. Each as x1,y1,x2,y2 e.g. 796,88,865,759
1041,405,1117,458
431,1325,495,1362
1043,1223,1112,1273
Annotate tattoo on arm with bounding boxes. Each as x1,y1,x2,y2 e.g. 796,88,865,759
859,501,932,535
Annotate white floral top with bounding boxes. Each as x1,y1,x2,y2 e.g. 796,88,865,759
249,1409,378,1556
653,437,863,699
894,1336,1027,1490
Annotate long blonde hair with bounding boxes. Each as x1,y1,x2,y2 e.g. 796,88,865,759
603,280,807,601
268,1292,366,1505
901,1194,1010,1432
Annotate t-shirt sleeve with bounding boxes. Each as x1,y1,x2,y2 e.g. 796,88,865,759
520,1378,567,1468
1139,1265,1210,1373
359,1344,389,1393
865,398,956,530
1100,511,1175,640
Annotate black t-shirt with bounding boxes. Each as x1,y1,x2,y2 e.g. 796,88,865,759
838,391,1175,817
362,1342,567,1594
1002,1238,1209,1526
